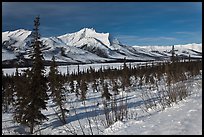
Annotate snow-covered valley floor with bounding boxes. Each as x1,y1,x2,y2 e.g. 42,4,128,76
2,65,202,135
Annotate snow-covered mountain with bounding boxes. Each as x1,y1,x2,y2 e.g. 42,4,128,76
2,28,202,67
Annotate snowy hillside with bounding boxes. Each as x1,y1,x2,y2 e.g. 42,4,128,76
2,29,32,51
2,28,202,66
133,43,202,58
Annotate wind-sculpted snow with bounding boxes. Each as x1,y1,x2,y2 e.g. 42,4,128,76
2,28,202,64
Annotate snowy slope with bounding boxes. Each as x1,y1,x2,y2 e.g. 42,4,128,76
103,74,202,135
2,29,32,50
132,43,202,58
2,28,202,65
40,36,110,63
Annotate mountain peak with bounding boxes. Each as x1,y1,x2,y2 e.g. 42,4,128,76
80,27,96,32
58,28,111,47
2,29,32,43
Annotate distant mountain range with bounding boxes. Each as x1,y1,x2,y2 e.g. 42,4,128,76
2,28,202,68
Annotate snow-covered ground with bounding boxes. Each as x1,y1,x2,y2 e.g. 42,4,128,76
2,64,202,135
104,75,202,135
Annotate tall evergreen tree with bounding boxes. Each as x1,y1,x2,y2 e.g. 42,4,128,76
13,68,31,125
48,56,67,124
13,16,49,134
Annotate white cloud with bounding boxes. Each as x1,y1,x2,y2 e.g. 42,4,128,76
138,36,177,41
117,35,177,42
175,31,196,35
116,35,178,46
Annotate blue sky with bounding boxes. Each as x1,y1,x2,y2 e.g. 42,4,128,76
2,2,202,46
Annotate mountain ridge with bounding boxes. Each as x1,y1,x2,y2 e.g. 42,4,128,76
2,28,202,67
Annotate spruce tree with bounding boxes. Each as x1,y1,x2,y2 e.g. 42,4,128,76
112,81,119,95
29,15,49,134
69,80,75,93
2,70,6,112
13,68,31,125
3,76,15,112
92,79,99,93
122,58,130,91
80,78,88,101
13,16,49,134
102,82,112,101
75,79,80,98
48,56,67,124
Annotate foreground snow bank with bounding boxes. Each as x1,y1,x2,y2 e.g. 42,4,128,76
104,76,202,135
